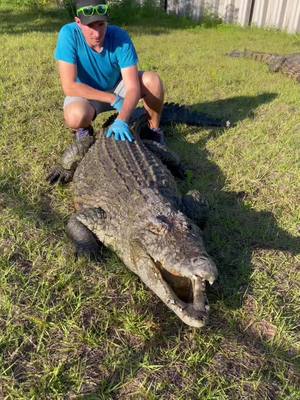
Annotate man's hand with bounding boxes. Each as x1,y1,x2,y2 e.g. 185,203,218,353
106,119,134,142
111,95,124,113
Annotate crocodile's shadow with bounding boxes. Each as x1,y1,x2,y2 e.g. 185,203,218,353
188,92,278,126
172,135,299,309
163,93,298,312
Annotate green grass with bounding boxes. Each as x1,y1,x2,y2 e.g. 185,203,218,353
0,2,299,399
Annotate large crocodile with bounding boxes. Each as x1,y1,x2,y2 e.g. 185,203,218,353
47,104,221,327
228,50,300,82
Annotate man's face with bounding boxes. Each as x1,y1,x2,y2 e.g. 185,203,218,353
75,17,107,49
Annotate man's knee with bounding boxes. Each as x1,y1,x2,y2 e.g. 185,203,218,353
141,71,164,94
64,102,95,129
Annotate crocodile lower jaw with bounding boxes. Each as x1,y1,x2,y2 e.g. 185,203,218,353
153,259,210,328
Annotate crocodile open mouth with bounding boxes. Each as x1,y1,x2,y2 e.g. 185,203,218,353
153,259,210,327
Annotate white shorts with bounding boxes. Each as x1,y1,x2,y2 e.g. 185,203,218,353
63,71,144,118
63,79,127,117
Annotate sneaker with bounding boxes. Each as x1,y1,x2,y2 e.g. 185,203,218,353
75,126,94,142
140,126,166,145
151,127,166,145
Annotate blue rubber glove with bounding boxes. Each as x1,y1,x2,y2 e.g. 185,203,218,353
106,119,134,142
111,95,124,113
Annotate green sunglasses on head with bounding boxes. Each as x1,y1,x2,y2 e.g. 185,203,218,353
76,4,109,17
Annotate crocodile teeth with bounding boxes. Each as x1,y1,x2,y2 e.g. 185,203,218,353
192,276,209,312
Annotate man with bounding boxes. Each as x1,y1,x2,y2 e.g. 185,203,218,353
55,0,165,143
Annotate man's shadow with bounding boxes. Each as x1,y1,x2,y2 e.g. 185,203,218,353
0,8,69,35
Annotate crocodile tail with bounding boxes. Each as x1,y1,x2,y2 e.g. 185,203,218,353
227,49,248,58
245,50,282,64
228,49,283,65
102,104,228,129
102,113,118,128
161,102,228,128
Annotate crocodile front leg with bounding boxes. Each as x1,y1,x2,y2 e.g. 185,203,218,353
182,190,209,230
66,207,106,259
47,136,94,185
142,140,186,179
268,58,286,72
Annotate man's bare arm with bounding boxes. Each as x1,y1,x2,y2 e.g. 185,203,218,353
117,65,141,122
57,61,115,104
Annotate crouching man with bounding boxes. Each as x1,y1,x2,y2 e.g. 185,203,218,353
55,0,165,143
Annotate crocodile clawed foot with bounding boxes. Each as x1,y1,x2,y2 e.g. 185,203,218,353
67,214,103,262
73,242,103,262
174,162,187,180
46,165,74,185
182,190,210,229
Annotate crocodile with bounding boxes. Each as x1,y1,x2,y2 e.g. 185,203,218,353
228,49,300,82
47,103,220,327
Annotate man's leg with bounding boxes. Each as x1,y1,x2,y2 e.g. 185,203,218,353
62,73,165,141
63,97,111,141
139,71,164,129
64,98,95,130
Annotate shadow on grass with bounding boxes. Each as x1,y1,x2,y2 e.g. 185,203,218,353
191,92,278,126
110,13,198,36
163,92,298,311
0,5,198,36
0,7,70,35
179,141,300,309
0,174,65,240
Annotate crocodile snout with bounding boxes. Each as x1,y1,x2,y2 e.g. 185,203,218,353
154,259,214,327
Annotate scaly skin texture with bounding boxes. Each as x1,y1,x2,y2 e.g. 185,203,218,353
228,50,300,82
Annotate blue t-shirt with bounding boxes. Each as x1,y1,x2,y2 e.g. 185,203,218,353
55,23,138,91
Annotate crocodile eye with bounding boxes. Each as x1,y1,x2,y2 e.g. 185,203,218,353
147,216,170,235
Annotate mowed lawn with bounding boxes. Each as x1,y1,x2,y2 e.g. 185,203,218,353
0,2,299,399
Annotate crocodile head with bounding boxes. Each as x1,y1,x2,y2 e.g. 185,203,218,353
130,207,218,328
